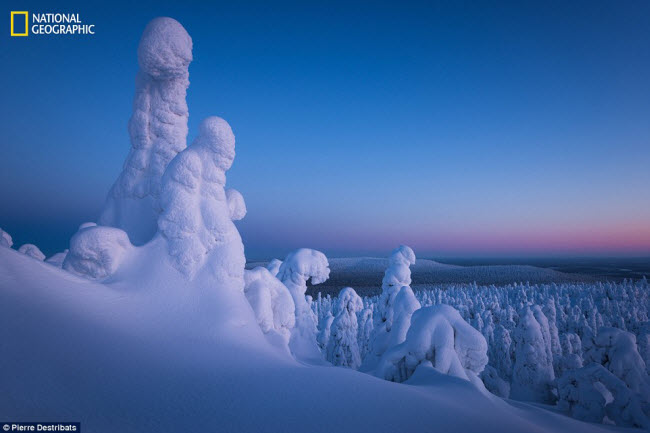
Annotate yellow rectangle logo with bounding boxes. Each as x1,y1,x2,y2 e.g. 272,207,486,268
11,11,29,36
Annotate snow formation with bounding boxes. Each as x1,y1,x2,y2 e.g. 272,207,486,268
157,116,245,287
326,287,364,368
18,244,45,261
362,245,416,370
375,304,488,383
244,266,295,344
276,248,330,361
0,228,13,248
100,17,192,245
63,225,133,280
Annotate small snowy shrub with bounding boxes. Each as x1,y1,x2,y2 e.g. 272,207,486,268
18,244,45,261
46,250,69,268
63,225,132,280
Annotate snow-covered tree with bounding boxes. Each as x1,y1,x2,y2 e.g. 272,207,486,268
266,259,283,277
243,266,295,344
157,116,246,288
363,245,416,370
558,363,650,428
584,327,650,399
63,225,133,280
100,17,193,245
276,248,330,362
357,306,374,360
510,307,556,403
18,244,45,261
0,228,13,248
376,304,488,384
326,287,364,368
46,250,69,268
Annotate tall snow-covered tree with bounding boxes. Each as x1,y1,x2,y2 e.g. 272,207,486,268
100,17,193,244
511,307,556,403
326,287,364,368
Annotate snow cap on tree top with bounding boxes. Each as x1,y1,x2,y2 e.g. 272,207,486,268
389,245,416,267
138,17,192,79
196,116,236,167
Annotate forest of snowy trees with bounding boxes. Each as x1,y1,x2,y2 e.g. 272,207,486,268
308,247,650,428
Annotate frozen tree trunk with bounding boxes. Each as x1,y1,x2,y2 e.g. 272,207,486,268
100,17,193,245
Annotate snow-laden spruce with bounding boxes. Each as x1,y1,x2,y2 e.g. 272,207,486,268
18,244,46,261
375,304,488,383
157,116,246,287
362,245,416,370
100,17,192,245
244,266,295,344
326,287,364,368
511,307,556,403
276,248,330,362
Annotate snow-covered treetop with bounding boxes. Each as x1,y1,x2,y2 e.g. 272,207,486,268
277,249,330,287
137,17,193,79
382,245,416,291
388,245,416,267
0,228,13,248
335,287,364,316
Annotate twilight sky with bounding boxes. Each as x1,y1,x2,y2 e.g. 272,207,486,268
1,0,649,259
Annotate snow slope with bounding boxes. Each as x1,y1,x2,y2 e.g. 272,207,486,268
248,257,590,296
0,247,623,433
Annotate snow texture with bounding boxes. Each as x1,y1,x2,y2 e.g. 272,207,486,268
100,17,192,245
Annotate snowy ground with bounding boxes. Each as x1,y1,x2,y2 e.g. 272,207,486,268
0,247,625,432
248,257,592,296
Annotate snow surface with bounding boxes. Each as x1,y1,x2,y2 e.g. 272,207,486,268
0,247,623,433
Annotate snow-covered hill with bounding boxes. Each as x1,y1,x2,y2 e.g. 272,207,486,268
248,257,590,296
0,247,620,433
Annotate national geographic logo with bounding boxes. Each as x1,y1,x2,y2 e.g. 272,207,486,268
10,11,95,36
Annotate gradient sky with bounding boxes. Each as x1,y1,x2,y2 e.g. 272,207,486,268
1,0,649,259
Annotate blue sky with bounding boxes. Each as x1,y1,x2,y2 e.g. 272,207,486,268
1,0,649,259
